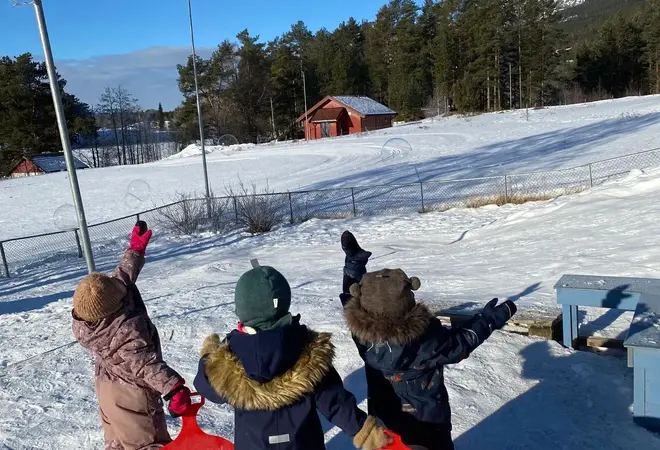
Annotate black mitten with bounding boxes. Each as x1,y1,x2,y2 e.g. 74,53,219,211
341,231,372,281
482,298,517,330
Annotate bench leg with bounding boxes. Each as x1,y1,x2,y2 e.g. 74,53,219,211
562,305,579,349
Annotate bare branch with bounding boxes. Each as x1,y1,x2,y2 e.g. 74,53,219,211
11,0,35,7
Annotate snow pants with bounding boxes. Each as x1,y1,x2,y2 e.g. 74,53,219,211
96,379,172,450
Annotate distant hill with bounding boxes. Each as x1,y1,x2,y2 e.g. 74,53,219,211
560,0,647,40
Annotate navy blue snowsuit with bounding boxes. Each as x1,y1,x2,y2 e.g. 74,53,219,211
342,292,495,449
341,255,501,450
194,318,368,450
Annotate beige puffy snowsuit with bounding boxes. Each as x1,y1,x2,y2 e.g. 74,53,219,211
72,250,184,450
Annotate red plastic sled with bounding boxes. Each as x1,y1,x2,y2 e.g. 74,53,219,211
383,430,412,450
164,394,234,450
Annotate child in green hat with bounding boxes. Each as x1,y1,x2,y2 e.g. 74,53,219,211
194,264,392,450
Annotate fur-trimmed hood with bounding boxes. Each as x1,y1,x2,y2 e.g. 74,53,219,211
200,328,335,411
344,298,433,345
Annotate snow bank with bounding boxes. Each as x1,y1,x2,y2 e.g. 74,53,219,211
167,143,257,159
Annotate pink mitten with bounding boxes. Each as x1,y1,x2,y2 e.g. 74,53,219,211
129,222,152,254
165,383,192,418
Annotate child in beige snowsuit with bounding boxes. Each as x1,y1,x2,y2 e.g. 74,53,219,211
72,222,191,450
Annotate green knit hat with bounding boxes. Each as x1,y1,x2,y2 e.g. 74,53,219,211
234,266,292,331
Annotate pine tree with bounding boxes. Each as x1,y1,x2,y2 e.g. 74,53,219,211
157,103,165,130
0,53,94,174
233,30,271,142
327,18,370,95
637,0,660,94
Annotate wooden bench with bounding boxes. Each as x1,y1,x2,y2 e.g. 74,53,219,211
624,293,660,433
554,275,653,348
555,274,660,433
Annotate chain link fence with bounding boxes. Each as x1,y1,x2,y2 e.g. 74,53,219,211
3,148,660,278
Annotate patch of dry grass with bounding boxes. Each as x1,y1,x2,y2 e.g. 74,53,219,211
421,187,586,213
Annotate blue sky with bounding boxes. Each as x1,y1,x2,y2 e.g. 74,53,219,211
0,0,411,110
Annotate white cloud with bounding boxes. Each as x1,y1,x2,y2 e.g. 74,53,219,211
55,46,213,110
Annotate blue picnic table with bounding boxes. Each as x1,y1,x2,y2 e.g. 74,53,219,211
555,274,660,433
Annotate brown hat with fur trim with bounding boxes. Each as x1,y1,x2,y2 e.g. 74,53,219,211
349,268,421,318
73,273,126,322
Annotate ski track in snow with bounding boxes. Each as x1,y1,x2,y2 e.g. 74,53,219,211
2,97,660,448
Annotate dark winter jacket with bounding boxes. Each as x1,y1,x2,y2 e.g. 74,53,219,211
194,319,368,450
341,295,494,431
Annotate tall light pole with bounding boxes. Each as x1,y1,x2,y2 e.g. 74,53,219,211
300,55,309,141
17,0,96,273
187,0,211,199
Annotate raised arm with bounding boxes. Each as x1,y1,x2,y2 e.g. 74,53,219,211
112,250,145,286
111,221,152,286
420,299,517,366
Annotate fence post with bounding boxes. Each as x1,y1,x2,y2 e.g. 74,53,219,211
419,182,426,212
504,175,509,203
588,164,594,187
0,241,9,278
233,196,239,222
351,188,357,217
136,213,140,223
288,192,295,224
74,229,83,258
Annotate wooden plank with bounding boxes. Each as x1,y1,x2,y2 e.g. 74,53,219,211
556,287,639,310
629,348,634,368
645,373,660,405
630,348,660,371
624,294,660,349
634,363,646,417
644,401,660,418
555,275,660,295
574,336,625,349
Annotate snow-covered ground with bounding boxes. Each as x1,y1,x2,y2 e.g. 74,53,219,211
3,96,660,448
2,162,660,448
2,95,660,241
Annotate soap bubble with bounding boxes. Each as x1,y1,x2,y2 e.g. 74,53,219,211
218,134,239,147
53,204,78,230
125,180,152,210
380,138,414,182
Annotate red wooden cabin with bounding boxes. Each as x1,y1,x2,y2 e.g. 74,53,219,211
297,96,397,140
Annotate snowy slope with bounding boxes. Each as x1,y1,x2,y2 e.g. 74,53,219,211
2,166,660,448
2,95,660,241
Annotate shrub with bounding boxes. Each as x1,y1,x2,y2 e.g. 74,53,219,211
227,181,287,234
157,191,230,235
157,192,206,235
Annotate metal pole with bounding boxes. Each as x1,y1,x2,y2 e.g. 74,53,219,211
301,57,309,141
187,0,211,200
420,182,426,213
270,97,277,139
0,242,9,278
588,164,594,187
33,0,95,273
288,192,294,223
351,188,357,217
74,229,83,258
504,175,509,203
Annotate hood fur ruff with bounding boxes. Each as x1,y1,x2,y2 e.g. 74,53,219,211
344,299,433,345
200,330,334,411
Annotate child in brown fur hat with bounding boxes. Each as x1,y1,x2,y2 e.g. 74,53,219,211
340,231,517,450
72,222,191,450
